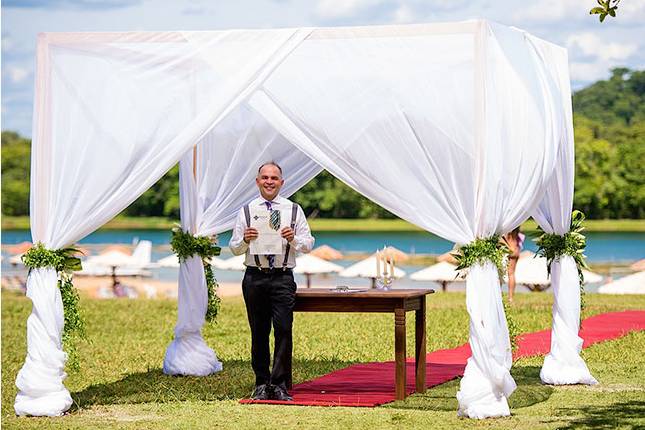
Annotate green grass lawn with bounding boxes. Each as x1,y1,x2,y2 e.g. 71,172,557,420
3,215,645,233
2,291,645,429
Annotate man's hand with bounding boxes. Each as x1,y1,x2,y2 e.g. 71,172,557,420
243,227,258,243
281,227,295,242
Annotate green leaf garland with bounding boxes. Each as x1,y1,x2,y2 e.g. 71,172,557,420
452,235,510,281
452,235,518,351
535,210,590,311
170,226,222,323
22,243,86,371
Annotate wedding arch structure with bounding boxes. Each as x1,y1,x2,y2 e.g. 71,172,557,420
16,20,596,419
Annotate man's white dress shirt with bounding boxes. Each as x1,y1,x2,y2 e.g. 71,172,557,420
229,195,314,269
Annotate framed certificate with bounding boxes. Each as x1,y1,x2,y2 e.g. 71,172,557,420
248,206,292,255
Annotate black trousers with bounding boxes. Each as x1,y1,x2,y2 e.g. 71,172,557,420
242,266,296,388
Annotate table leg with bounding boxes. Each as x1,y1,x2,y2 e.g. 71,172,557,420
415,297,426,393
395,308,406,400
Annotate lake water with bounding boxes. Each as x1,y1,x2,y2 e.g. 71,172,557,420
2,229,643,262
2,229,643,293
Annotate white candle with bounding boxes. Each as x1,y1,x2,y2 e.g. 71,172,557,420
383,246,388,277
389,251,395,278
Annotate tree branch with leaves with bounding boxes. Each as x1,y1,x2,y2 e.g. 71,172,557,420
590,0,621,22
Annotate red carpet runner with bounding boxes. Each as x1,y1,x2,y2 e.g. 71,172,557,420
240,310,645,407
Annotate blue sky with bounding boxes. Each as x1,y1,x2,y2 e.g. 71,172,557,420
2,0,644,137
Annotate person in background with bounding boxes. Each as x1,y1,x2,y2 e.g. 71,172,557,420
504,227,524,303
229,161,314,401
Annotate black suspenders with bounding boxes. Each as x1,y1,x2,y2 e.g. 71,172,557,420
244,202,299,270
282,202,298,269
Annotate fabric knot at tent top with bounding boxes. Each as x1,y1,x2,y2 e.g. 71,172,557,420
18,19,591,419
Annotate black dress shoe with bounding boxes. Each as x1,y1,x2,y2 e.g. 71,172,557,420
251,384,270,400
272,385,293,401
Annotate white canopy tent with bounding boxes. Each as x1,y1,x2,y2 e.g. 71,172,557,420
16,20,594,419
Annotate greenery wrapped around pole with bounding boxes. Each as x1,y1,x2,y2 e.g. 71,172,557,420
170,226,222,323
21,243,86,371
534,210,590,310
452,235,519,351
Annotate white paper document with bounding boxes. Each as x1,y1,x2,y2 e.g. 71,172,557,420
249,206,284,255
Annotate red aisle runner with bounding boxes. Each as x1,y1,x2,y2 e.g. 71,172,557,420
240,310,645,407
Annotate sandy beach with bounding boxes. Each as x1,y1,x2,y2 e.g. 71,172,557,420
72,275,243,299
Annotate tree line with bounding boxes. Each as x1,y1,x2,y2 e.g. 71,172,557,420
2,68,643,220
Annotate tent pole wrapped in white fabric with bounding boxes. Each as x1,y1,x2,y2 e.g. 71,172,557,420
529,37,597,385
19,20,573,419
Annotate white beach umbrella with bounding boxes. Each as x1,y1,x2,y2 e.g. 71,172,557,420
131,240,152,266
84,250,137,268
216,254,246,271
9,253,25,266
515,251,602,291
294,254,343,288
149,254,225,269
78,242,153,283
630,259,645,272
153,254,181,268
310,245,344,261
339,255,406,288
598,271,645,294
582,270,603,284
410,261,463,291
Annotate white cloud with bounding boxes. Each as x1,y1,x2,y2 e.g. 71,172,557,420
392,4,414,23
513,0,589,22
569,61,610,82
5,65,30,83
567,32,637,61
315,0,386,19
566,32,639,83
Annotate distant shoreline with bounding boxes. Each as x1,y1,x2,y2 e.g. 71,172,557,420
2,216,644,233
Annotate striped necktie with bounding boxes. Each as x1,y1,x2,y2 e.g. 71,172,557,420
265,201,277,268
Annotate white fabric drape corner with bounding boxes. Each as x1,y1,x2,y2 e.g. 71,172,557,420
528,35,597,386
19,27,315,415
250,20,566,418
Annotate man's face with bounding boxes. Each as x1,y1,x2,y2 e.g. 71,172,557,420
256,165,284,201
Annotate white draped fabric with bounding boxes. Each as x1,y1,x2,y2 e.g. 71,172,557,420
250,21,566,417
17,28,312,416
163,106,321,375
529,38,597,386
19,20,573,419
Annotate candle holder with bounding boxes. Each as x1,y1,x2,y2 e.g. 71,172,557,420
375,274,393,290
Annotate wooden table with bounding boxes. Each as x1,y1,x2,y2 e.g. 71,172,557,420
293,288,434,400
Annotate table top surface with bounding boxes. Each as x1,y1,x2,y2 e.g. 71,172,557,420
295,288,434,299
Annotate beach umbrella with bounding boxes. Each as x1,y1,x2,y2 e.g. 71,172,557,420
294,254,343,288
598,271,645,294
6,242,32,266
383,246,410,263
409,261,463,292
582,270,603,284
514,253,551,291
339,255,406,288
630,259,645,272
153,254,181,268
7,241,32,255
515,251,602,291
102,244,133,255
310,245,344,261
150,251,224,269
437,251,458,264
131,240,152,266
216,254,246,271
80,243,152,291
8,253,25,266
